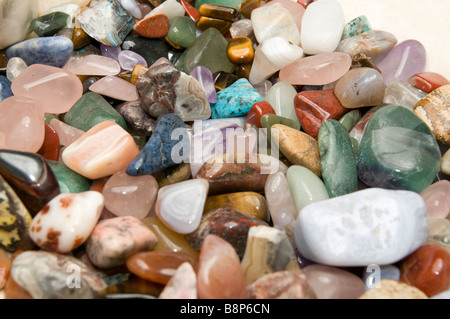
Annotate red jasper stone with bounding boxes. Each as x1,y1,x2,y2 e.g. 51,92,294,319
297,0,315,8
407,72,450,93
294,89,349,139
400,244,450,297
37,123,60,161
245,101,276,128
133,14,170,38
180,0,200,22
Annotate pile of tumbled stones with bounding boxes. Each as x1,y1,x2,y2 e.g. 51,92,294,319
0,0,449,300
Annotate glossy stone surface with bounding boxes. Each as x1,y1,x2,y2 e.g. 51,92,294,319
46,160,92,194
341,15,371,40
89,75,139,102
384,80,427,111
122,34,172,68
48,119,84,151
78,0,135,46
30,11,69,37
300,0,345,54
227,36,254,65
155,179,209,234
426,219,450,254
102,171,158,220
186,207,268,259
318,119,358,197
144,0,185,23
118,50,148,72
245,101,276,128
0,0,35,50
126,251,197,285
356,105,441,193
86,215,158,269
115,100,155,136
159,262,197,299
197,234,247,299
12,64,83,114
166,16,197,49
295,188,429,266
279,52,352,86
133,14,170,39
153,163,192,188
62,121,139,180
349,104,386,144
180,0,200,22
408,72,450,93
413,84,450,145
37,123,60,161
6,57,27,82
190,66,217,104
334,67,385,108
72,27,93,50
126,114,189,176
339,109,361,131
442,148,450,176
359,279,427,299
64,54,121,76
420,181,450,220
264,81,301,129
0,76,13,103
400,244,450,297
29,191,104,253
5,36,73,68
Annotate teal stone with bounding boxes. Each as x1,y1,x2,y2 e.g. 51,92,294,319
166,16,197,49
30,12,70,37
47,160,92,193
318,119,358,198
339,109,361,132
341,15,372,40
64,92,127,132
356,105,441,193
260,114,301,144
211,78,262,119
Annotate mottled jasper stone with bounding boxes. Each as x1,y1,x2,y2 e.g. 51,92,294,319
271,124,321,177
420,180,450,219
400,244,450,297
136,58,210,121
359,279,428,299
197,234,247,299
115,100,156,136
195,153,288,195
86,216,158,269
413,84,450,145
126,251,197,285
133,14,170,38
294,89,349,139
408,72,450,94
247,271,316,299
186,207,268,259
10,250,107,299
159,262,197,299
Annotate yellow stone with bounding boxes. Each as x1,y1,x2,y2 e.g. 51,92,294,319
271,124,321,177
226,36,254,64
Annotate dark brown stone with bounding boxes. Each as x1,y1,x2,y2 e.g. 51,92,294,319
115,100,156,136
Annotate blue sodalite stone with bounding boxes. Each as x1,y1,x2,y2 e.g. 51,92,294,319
0,76,13,102
5,36,73,68
211,78,263,119
126,114,190,176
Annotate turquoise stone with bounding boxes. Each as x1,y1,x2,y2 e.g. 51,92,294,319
339,109,361,132
30,12,70,37
341,15,371,40
166,16,197,49
47,160,92,193
211,78,263,119
357,105,441,193
318,119,358,198
64,92,127,132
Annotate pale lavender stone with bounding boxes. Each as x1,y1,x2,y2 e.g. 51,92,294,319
376,40,426,85
118,50,148,71
190,65,217,104
100,44,122,61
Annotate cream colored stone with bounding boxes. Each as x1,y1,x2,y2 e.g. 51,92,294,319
359,279,428,299
441,147,450,175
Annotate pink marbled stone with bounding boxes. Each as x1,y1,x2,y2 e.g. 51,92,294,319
89,75,139,102
159,262,197,299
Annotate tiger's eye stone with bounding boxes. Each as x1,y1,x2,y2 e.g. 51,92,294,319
239,0,261,19
400,244,450,297
196,16,232,34
131,64,150,85
198,3,240,21
213,71,238,91
72,27,93,50
227,36,254,65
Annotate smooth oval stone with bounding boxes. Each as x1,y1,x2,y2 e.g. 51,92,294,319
0,76,13,103
356,105,441,193
64,54,121,76
46,160,92,194
334,67,385,108
420,180,450,220
300,0,345,55
89,75,139,102
30,11,70,37
155,179,209,234
303,264,365,299
400,244,450,297
10,250,107,299
144,0,185,23
115,100,155,136
102,171,158,220
133,14,170,39
118,50,148,71
377,40,426,85
126,251,197,285
86,215,158,269
5,36,73,68
318,119,358,197
336,30,397,64
414,84,450,145
166,15,197,49
408,72,450,94
359,279,427,299
121,0,142,18
264,81,301,129
245,101,276,128
384,79,427,111
122,34,172,68
295,188,429,267
78,0,135,46
62,121,139,180
6,57,27,82
190,66,218,104
0,96,45,153
159,262,197,299
195,153,288,195
227,36,254,65
197,234,247,299
100,44,122,61
29,191,104,253
12,64,83,114
279,52,352,86
0,0,36,50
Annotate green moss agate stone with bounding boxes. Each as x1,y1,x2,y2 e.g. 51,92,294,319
356,105,441,193
318,119,358,198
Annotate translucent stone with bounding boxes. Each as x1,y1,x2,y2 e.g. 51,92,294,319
64,54,121,76
264,81,301,128
0,0,36,50
229,19,254,39
384,80,427,111
118,50,148,71
265,0,305,34
100,44,122,61
49,119,84,149
6,57,27,82
190,66,218,104
420,180,450,220
120,0,142,19
89,75,139,102
159,262,197,299
102,171,158,220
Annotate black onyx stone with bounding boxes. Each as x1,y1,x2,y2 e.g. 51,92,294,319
122,34,171,67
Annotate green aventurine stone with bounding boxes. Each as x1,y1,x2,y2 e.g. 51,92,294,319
184,28,235,74
339,109,361,132
47,160,92,193
356,105,441,193
31,12,70,37
194,0,245,10
166,16,197,49
64,92,127,131
318,119,358,198
260,114,301,144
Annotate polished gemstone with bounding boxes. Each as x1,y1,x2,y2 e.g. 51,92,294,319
190,66,218,104
339,109,361,132
227,36,254,65
180,0,200,22
153,163,192,188
420,180,450,219
265,0,305,34
198,3,239,21
115,100,156,136
46,160,92,194
122,34,171,67
72,27,93,50
408,72,450,94
6,57,27,82
118,50,148,71
30,11,70,37
159,262,197,299
120,0,142,18
166,16,197,49
89,76,139,102
49,119,84,150
384,80,427,111
144,0,185,24
245,101,276,128
0,76,13,103
133,14,170,39
238,0,261,19
341,15,371,40
264,81,301,129
0,0,35,50
64,54,121,76
349,104,386,144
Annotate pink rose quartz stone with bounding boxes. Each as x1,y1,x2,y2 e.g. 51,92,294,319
86,215,158,269
89,76,139,102
159,262,198,299
420,180,450,219
29,191,104,254
64,54,121,76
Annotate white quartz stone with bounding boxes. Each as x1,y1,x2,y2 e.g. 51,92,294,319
294,188,429,267
300,0,345,55
120,0,142,19
156,179,209,234
144,0,185,23
264,81,301,128
6,57,27,82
